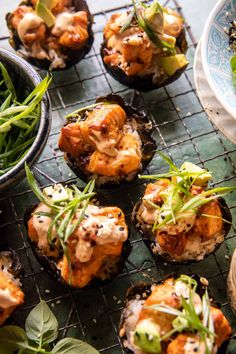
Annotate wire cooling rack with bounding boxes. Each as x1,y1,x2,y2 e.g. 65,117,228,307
0,0,236,352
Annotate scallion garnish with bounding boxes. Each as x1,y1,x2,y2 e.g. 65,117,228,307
25,164,96,267
0,64,51,176
120,0,176,54
139,153,236,231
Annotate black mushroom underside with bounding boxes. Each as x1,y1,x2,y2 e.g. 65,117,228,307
6,0,94,70
132,196,232,265
63,94,157,187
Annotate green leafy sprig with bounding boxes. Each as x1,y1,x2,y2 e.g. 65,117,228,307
0,300,99,354
0,63,51,176
146,275,215,353
25,164,95,257
139,153,236,231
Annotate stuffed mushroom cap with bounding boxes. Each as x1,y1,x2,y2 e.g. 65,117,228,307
6,0,94,70
119,274,232,354
58,94,156,187
24,168,131,288
133,159,233,263
101,1,188,91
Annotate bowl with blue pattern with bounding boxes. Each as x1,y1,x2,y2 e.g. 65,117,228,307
201,0,236,119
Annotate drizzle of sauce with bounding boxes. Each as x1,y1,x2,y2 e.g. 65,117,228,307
184,337,206,354
18,13,43,43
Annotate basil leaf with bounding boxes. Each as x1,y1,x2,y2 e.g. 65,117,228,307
25,300,58,344
0,326,29,354
52,338,99,354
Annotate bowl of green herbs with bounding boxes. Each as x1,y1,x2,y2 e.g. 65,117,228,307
0,48,51,192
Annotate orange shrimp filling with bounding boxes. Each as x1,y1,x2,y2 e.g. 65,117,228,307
59,103,142,177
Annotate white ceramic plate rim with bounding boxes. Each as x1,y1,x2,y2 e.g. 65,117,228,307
201,0,236,119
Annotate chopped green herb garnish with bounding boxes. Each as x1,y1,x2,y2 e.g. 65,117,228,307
139,153,236,231
146,275,215,352
0,64,51,176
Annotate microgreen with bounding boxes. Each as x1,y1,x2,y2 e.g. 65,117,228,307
0,63,51,176
0,300,99,354
25,164,96,265
146,275,215,352
139,153,235,231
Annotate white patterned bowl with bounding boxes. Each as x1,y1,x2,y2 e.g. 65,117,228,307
201,0,236,119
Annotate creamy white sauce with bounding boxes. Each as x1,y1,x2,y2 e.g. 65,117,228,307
18,13,43,43
0,288,19,309
32,204,57,250
52,12,74,37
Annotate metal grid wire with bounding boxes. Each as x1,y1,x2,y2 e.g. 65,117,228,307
0,0,236,352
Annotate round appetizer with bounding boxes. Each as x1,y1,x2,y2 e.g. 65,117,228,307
133,154,233,263
119,274,232,354
0,250,24,325
24,166,130,288
101,0,188,91
6,0,93,70
58,94,156,186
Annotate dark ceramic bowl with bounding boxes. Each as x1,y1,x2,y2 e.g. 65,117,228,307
0,48,51,193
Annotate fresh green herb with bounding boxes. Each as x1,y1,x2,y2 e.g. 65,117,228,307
121,0,176,54
139,153,236,231
36,0,56,27
66,102,111,120
0,300,99,354
25,164,95,268
0,64,51,176
146,275,215,352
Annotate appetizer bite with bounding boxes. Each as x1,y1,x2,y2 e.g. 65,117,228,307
58,94,156,186
101,0,188,91
0,250,24,325
6,0,93,70
133,154,233,263
24,166,130,288
119,274,231,354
